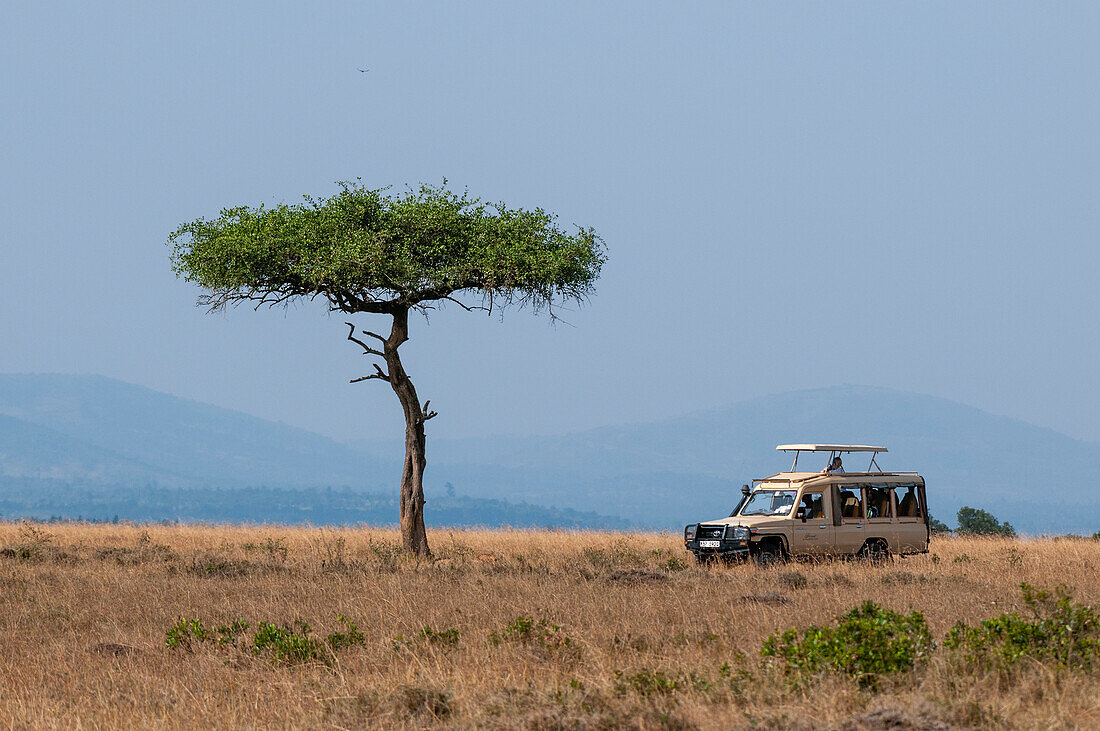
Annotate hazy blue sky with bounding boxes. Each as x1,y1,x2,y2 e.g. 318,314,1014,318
2,2,1098,443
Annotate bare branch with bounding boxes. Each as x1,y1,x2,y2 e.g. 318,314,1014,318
442,295,488,313
422,400,438,421
350,362,391,383
345,322,384,356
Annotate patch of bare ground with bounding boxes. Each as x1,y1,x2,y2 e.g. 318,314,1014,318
1,523,1099,728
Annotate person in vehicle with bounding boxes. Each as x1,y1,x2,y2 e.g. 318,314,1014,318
823,456,845,473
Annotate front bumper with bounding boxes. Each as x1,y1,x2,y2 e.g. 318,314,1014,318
684,538,750,556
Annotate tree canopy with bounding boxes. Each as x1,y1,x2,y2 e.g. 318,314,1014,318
169,180,605,556
956,506,1016,537
169,181,605,315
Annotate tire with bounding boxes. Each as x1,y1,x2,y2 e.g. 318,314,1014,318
859,539,891,565
753,541,786,566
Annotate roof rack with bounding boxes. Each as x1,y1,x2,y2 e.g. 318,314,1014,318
776,444,887,472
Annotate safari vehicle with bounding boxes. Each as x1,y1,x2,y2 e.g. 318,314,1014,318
683,445,929,564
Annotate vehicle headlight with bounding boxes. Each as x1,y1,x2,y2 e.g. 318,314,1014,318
728,526,750,540
684,524,697,540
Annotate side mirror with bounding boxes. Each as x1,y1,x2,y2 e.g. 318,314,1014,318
796,508,807,522
741,484,750,496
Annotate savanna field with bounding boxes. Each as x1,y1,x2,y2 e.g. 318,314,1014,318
2,523,1099,730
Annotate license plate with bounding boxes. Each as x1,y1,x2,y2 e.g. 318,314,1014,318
699,540,721,548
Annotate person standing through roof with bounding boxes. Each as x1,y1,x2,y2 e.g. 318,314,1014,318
824,456,845,473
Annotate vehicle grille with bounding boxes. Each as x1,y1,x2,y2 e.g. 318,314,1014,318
696,526,725,541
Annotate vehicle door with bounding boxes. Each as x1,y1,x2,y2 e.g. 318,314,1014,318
894,483,927,552
789,488,833,556
864,484,898,552
834,483,866,554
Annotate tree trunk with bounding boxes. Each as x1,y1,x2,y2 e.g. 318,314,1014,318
383,307,431,557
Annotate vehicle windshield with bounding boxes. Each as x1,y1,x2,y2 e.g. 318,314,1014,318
738,489,798,516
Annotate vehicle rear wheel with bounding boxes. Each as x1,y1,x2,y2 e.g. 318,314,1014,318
859,539,891,565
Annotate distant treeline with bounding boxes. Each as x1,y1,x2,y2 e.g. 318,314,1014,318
0,478,632,530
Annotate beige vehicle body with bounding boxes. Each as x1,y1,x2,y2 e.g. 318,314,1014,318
684,445,930,561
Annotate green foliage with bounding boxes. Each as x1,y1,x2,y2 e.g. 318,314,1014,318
326,615,366,651
928,515,951,534
761,601,934,688
956,506,1015,537
215,619,250,646
165,618,212,649
490,615,574,650
251,620,323,664
662,556,687,572
166,615,366,665
944,583,1100,673
242,537,288,562
169,181,605,314
614,669,679,696
418,625,460,648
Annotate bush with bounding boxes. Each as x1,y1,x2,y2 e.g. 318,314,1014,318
166,615,366,665
326,615,366,651
418,625,460,648
490,615,574,650
944,583,1100,673
614,669,679,696
252,620,324,664
956,506,1015,537
761,600,934,688
928,515,952,535
165,618,212,650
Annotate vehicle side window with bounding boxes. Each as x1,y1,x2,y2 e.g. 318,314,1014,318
896,485,922,518
839,487,863,519
865,486,892,519
799,492,825,519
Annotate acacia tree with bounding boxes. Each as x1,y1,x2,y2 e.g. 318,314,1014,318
169,182,604,556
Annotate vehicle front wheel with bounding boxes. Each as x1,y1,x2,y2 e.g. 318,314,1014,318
753,542,786,566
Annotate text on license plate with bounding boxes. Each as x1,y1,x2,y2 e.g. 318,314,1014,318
699,540,721,548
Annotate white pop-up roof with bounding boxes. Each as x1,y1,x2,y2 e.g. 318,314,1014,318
776,444,888,472
776,444,887,453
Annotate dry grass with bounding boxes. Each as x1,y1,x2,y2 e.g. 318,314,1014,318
1,522,1098,729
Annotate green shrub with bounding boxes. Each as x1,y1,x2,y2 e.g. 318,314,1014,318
252,620,323,664
928,515,952,535
216,619,250,646
242,537,289,562
944,583,1100,673
166,615,365,665
165,618,212,649
662,556,687,572
326,615,366,651
419,625,460,648
490,615,574,650
761,600,933,688
614,669,679,696
956,506,1015,537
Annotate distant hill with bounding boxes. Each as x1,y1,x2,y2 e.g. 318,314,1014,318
352,386,1100,534
0,477,630,530
1,375,1097,534
0,374,626,528
0,374,380,489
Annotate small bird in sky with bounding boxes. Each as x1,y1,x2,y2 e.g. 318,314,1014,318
358,68,370,73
